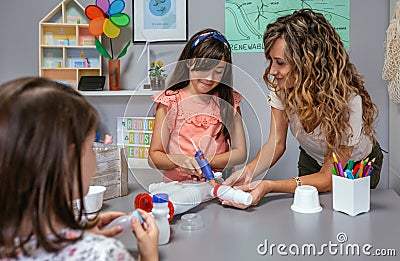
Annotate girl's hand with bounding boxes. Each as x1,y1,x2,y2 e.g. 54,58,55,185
132,209,159,261
221,180,270,209
223,165,253,186
86,211,125,237
170,155,203,178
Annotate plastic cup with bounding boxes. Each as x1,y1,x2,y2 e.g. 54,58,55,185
82,185,106,214
291,185,322,214
179,213,205,231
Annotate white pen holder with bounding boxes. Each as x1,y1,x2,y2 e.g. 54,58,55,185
332,175,370,216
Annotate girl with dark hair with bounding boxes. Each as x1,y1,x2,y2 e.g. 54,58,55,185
148,28,247,182
0,77,159,260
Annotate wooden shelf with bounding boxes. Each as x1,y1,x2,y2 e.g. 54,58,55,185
80,90,161,96
39,0,101,89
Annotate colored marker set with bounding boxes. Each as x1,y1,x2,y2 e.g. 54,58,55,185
331,153,375,179
331,153,371,216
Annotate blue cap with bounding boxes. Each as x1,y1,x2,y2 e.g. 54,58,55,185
152,193,169,203
131,210,144,224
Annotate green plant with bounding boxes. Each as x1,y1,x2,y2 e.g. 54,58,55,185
149,61,167,78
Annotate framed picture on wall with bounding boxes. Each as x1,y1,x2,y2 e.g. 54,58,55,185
133,0,188,43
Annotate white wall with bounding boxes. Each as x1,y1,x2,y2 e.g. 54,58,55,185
0,0,391,188
389,0,400,194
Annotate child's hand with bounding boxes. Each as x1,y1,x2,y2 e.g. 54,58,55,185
132,209,159,261
86,211,125,237
168,154,202,177
178,157,203,178
223,165,253,186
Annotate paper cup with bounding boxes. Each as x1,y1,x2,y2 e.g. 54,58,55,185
291,185,322,214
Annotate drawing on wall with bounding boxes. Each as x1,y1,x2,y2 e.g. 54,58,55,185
225,0,350,53
133,0,187,42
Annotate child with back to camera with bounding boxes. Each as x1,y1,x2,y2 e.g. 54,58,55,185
148,28,247,182
0,77,159,260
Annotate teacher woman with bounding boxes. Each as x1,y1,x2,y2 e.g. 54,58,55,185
223,9,383,209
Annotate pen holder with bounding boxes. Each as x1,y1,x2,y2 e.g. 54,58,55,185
332,175,370,216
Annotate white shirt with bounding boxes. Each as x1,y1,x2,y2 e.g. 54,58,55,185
268,90,372,165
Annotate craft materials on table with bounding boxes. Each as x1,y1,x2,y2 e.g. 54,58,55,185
331,153,375,179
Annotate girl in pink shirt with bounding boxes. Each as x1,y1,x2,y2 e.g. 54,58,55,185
149,29,247,182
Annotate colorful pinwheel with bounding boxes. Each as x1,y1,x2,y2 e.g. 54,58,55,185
85,0,131,59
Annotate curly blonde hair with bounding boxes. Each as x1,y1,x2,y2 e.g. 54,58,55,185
263,9,378,155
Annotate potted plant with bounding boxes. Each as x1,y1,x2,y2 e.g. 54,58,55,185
149,61,167,90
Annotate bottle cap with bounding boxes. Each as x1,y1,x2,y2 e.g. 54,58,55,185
131,210,144,224
152,193,169,203
134,193,153,212
214,171,222,179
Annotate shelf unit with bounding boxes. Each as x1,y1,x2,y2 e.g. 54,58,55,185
79,90,160,96
39,0,102,89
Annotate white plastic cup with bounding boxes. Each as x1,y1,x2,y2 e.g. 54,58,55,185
291,185,322,214
82,185,106,214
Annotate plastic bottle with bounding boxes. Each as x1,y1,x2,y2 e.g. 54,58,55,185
211,184,253,205
102,210,143,232
149,181,183,195
152,193,170,245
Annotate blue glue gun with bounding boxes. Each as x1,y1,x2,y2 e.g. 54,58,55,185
194,150,215,183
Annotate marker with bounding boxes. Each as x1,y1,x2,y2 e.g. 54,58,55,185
332,152,338,163
367,166,374,176
337,161,345,177
359,159,365,179
345,169,354,180
363,161,372,177
363,157,369,167
332,152,339,175
347,160,355,171
352,163,360,176
332,167,337,176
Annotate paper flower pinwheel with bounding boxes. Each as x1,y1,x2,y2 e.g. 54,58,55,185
85,0,131,59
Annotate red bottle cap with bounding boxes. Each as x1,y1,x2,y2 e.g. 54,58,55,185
134,193,153,212
134,193,175,221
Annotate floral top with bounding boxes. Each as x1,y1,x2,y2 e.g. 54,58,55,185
11,229,134,261
152,89,242,182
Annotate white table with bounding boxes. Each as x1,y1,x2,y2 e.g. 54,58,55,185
102,180,400,261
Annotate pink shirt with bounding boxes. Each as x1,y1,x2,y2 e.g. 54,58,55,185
152,89,242,182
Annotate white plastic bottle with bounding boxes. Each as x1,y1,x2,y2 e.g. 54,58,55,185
211,185,253,205
152,193,170,245
102,210,143,231
149,182,183,195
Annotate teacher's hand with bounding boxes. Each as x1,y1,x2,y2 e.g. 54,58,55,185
223,165,253,186
221,180,270,209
